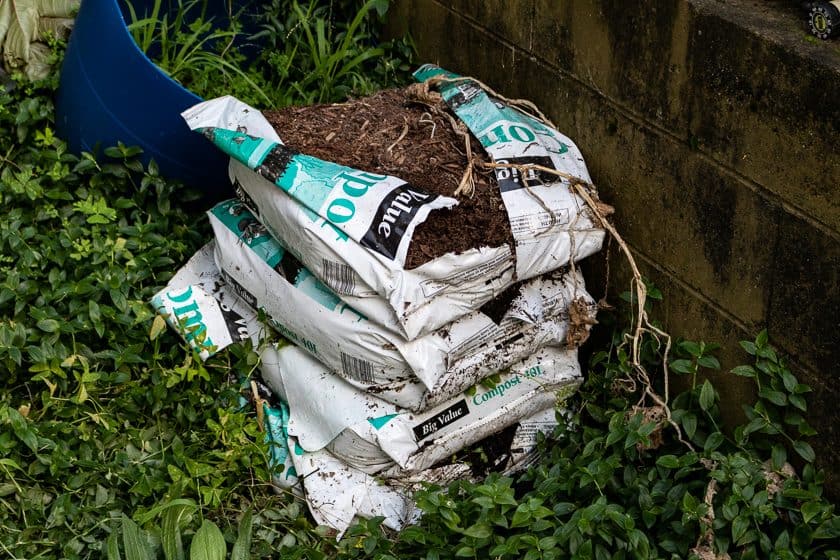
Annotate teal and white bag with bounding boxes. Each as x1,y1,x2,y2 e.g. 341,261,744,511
258,343,581,475
182,69,604,341
209,199,595,411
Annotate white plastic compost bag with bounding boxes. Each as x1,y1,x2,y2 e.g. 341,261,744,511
150,242,263,359
209,199,595,411
150,245,568,534
259,343,581,475
182,72,604,340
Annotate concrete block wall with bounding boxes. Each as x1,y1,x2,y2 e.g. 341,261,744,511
389,0,840,492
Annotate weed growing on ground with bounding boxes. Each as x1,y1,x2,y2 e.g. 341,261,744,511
126,0,415,107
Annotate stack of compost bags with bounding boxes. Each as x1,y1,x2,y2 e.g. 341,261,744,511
154,65,607,534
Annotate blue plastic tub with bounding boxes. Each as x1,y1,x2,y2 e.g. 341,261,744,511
55,0,259,200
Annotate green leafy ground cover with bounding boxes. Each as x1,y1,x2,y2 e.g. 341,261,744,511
0,4,838,557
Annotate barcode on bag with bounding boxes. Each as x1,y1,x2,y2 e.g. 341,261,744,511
341,352,374,384
322,259,356,295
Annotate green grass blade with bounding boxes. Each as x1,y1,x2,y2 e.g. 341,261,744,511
316,17,328,63
340,0,376,56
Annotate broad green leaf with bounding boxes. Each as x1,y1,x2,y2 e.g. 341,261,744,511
772,444,787,470
732,514,749,543
463,523,491,539
789,394,807,412
36,318,60,332
759,387,787,407
162,503,196,560
704,432,724,452
122,516,152,560
679,341,702,357
699,380,715,411
801,501,823,524
89,300,101,322
682,412,697,439
150,314,168,341
697,355,720,370
669,359,694,374
107,531,122,560
656,455,680,469
511,504,531,528
780,370,798,392
231,509,253,560
731,365,756,377
190,520,226,560
793,440,815,463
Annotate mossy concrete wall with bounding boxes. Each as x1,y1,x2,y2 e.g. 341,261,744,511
390,0,840,492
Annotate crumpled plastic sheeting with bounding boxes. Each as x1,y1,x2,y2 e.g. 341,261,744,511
0,0,79,80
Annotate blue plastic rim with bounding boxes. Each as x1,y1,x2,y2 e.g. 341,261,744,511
55,0,259,200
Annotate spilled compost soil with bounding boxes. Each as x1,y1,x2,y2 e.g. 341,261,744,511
263,87,513,269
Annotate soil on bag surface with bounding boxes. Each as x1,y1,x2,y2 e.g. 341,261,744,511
263,88,514,269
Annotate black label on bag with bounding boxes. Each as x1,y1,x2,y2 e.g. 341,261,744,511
220,269,257,309
255,144,298,183
446,81,482,111
360,184,439,260
495,156,557,193
412,399,470,441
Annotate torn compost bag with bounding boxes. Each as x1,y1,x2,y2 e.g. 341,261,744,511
150,242,262,359
149,247,571,536
258,342,581,475
182,70,604,340
209,198,596,411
